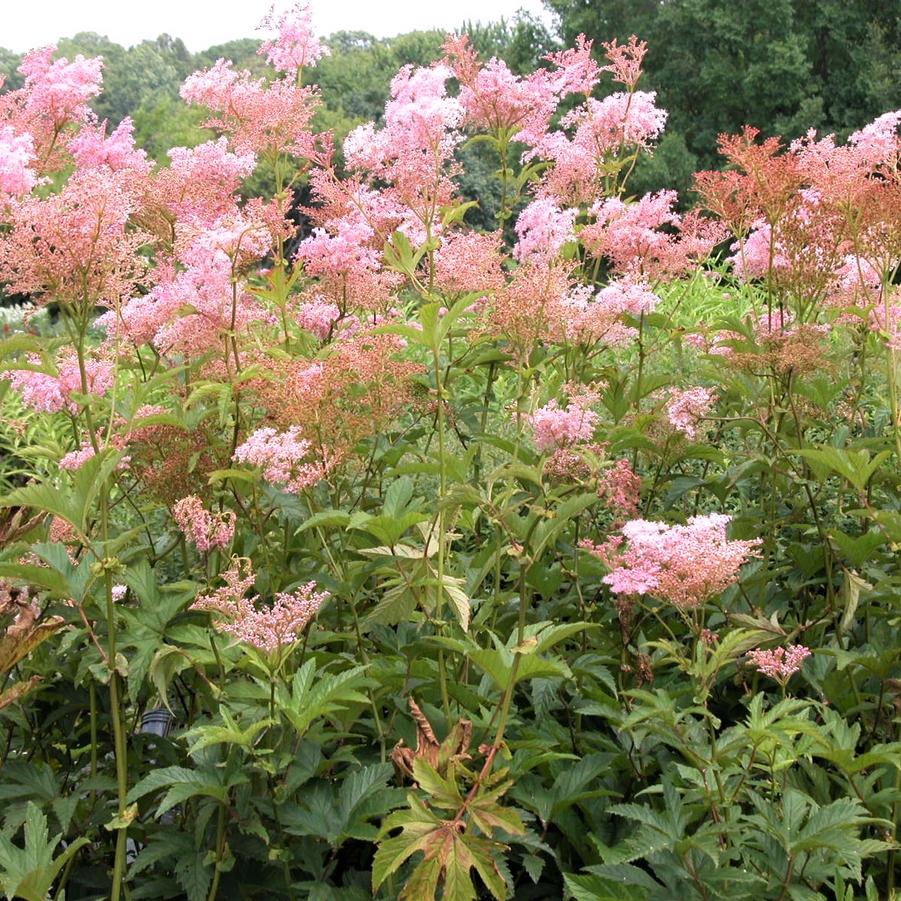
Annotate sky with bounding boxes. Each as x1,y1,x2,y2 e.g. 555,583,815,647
2,0,556,53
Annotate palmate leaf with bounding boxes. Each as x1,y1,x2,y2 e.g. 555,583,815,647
0,449,123,533
174,849,213,901
373,794,441,890
375,799,511,901
0,676,42,711
563,871,649,901
0,563,69,598
126,765,230,817
183,707,273,756
281,764,400,846
365,584,420,626
279,659,370,737
0,610,64,675
0,803,88,901
467,622,593,691
119,559,196,701
795,447,890,492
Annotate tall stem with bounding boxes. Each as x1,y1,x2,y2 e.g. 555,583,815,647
75,315,129,900
432,341,452,721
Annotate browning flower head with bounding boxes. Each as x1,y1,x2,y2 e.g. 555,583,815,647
0,167,150,308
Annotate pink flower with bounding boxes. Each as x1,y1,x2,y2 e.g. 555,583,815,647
172,495,236,553
60,443,97,470
727,223,789,280
258,2,329,76
0,125,37,196
60,435,130,471
17,45,103,129
4,360,65,413
110,215,273,354
434,230,505,294
527,399,599,452
601,35,648,90
68,117,151,176
544,35,600,97
341,63,462,226
587,513,761,609
598,458,642,518
4,351,114,414
156,138,256,226
181,60,321,158
295,214,380,279
513,198,577,263
583,191,724,282
233,426,329,492
665,387,716,440
0,167,149,308
848,110,901,168
442,37,552,136
747,645,811,683
549,278,659,347
193,557,327,652
226,583,328,652
297,295,342,339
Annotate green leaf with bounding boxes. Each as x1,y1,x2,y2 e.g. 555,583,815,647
564,872,648,901
412,759,463,809
0,802,88,901
127,766,228,817
183,707,273,755
795,447,890,492
372,795,440,891
280,660,370,737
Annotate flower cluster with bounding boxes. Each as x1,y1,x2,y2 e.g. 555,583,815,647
258,2,329,76
665,387,717,440
583,191,724,283
181,59,322,159
585,514,761,609
527,398,600,452
513,198,576,263
0,165,149,308
193,557,327,652
747,645,811,684
0,125,37,197
233,426,329,492
598,458,642,519
172,495,236,553
4,352,114,414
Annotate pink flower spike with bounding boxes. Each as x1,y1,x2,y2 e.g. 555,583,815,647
0,126,37,197
527,399,600,452
233,426,329,492
193,557,328,653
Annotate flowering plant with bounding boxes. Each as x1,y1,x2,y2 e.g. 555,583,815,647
0,5,900,899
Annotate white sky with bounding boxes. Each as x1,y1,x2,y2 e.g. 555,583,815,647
2,0,556,52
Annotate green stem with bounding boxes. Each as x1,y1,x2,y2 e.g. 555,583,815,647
206,802,228,901
74,316,130,901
